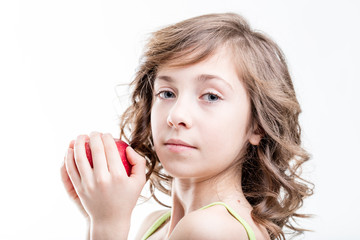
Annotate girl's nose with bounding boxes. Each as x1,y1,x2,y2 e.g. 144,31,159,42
166,98,193,129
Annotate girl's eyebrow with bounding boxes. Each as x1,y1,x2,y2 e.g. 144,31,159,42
156,74,233,90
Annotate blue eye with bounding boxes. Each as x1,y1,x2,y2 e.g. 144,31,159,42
157,91,175,99
203,93,221,102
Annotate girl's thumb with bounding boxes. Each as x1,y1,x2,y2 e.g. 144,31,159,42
126,146,146,179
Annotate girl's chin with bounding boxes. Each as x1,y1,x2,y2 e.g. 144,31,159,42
160,164,197,179
160,163,215,180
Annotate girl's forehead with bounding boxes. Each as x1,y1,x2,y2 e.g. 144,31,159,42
155,48,242,85
154,48,249,97
157,46,237,73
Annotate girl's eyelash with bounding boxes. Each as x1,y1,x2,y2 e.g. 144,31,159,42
155,90,222,103
155,90,175,98
202,92,222,103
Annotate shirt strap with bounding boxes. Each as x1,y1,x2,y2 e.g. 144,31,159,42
200,201,256,240
141,211,171,240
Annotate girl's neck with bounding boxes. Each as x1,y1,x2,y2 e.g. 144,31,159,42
166,170,251,236
172,178,223,213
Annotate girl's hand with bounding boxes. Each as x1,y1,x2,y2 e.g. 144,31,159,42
64,132,146,237
60,139,89,219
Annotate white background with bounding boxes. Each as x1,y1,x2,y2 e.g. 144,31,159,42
1,0,359,239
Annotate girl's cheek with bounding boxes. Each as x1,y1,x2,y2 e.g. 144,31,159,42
151,106,165,133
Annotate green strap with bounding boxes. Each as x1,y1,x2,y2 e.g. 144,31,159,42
200,202,256,240
141,202,256,240
141,211,171,240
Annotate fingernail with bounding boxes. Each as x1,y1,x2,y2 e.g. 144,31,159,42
69,140,75,148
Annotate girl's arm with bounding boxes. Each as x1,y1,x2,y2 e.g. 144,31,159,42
61,160,91,239
61,139,89,218
64,132,146,240
61,139,91,239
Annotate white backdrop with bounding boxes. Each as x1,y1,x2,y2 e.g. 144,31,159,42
1,0,359,239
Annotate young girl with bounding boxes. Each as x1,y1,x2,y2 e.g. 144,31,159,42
61,13,313,240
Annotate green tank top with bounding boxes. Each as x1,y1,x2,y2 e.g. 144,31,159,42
141,201,256,240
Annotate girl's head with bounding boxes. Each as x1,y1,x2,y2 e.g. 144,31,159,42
120,13,313,239
151,45,261,181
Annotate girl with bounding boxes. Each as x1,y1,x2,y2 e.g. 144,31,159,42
61,13,313,240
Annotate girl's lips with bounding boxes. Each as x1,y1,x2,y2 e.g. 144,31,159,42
164,139,196,152
165,139,195,148
165,143,196,152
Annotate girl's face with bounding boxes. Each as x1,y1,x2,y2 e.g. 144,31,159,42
151,47,258,181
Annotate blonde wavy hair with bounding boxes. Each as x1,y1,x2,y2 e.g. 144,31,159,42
120,12,313,239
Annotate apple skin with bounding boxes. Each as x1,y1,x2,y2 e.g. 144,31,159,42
84,139,132,176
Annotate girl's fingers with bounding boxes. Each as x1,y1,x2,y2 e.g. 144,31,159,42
126,147,146,181
74,135,92,182
102,133,126,176
69,140,75,149
89,132,109,176
69,136,89,149
60,159,72,190
61,156,80,200
65,147,81,188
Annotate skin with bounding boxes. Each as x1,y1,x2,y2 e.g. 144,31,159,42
61,47,267,239
144,47,266,239
61,132,146,240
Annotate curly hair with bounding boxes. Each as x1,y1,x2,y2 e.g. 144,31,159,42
119,12,313,239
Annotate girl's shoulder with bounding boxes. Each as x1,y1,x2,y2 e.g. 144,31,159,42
134,209,169,240
170,204,251,240
135,203,270,240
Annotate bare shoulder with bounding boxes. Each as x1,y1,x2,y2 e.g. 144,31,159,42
134,209,169,240
169,205,249,240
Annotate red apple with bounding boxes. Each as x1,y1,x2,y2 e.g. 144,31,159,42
84,139,132,176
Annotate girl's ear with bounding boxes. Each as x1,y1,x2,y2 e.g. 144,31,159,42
249,133,261,146
249,123,263,146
